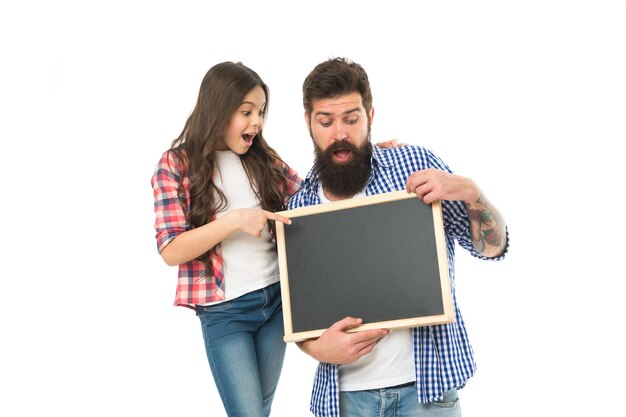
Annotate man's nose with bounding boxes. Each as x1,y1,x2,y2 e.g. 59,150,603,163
333,122,348,141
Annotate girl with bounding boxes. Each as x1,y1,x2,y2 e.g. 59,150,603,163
151,62,300,417
151,61,399,416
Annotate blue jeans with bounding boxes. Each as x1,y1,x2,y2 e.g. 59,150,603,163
339,383,461,417
196,282,286,417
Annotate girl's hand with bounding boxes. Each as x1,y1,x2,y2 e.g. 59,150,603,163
160,208,291,265
230,208,292,237
375,139,408,148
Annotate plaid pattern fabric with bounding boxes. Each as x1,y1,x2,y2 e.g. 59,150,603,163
288,144,508,416
152,150,302,308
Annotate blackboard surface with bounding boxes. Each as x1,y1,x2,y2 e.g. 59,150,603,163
276,191,453,342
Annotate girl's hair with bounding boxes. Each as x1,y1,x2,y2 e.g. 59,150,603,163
168,61,288,271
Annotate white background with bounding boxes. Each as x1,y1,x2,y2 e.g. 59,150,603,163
1,1,625,416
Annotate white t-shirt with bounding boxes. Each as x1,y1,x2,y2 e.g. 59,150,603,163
203,151,279,303
319,184,416,391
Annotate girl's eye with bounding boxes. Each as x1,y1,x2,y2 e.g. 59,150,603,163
242,111,251,117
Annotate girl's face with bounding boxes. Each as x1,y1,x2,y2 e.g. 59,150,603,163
217,85,266,154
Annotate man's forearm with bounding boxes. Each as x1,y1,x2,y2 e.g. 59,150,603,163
465,194,507,258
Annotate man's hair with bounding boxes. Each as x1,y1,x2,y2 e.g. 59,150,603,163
302,57,373,118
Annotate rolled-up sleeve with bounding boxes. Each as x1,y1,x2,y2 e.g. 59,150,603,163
426,148,509,261
151,151,190,253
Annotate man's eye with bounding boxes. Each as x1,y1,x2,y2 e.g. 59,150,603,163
320,121,332,128
346,118,358,125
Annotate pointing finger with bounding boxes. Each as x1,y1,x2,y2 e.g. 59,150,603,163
264,211,292,225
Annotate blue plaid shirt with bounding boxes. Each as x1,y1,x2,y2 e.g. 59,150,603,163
288,144,508,417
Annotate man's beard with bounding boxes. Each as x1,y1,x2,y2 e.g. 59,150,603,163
313,139,373,199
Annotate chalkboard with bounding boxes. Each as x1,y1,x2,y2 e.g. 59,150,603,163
275,190,453,343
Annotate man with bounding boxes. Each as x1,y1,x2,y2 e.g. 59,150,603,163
287,57,508,417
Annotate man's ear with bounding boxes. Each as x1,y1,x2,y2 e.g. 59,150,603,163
369,107,375,126
304,111,310,127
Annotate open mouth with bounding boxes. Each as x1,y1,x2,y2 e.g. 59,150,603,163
332,148,352,163
242,133,255,145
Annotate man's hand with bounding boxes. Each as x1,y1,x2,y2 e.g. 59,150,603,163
405,168,479,205
405,168,507,258
297,317,389,365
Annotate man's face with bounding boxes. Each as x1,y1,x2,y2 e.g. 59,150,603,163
306,92,375,199
306,92,374,162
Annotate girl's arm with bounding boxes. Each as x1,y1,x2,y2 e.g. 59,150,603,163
160,209,291,266
153,151,291,266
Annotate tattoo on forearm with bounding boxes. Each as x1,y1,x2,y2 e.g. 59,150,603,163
465,196,505,255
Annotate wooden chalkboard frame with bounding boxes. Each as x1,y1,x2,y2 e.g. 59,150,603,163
275,190,454,343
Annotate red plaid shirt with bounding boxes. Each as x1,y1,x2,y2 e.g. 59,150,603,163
151,150,302,309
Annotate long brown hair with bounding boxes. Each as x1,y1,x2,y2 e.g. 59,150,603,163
168,61,288,270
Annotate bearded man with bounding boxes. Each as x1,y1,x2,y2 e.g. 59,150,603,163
287,57,509,417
